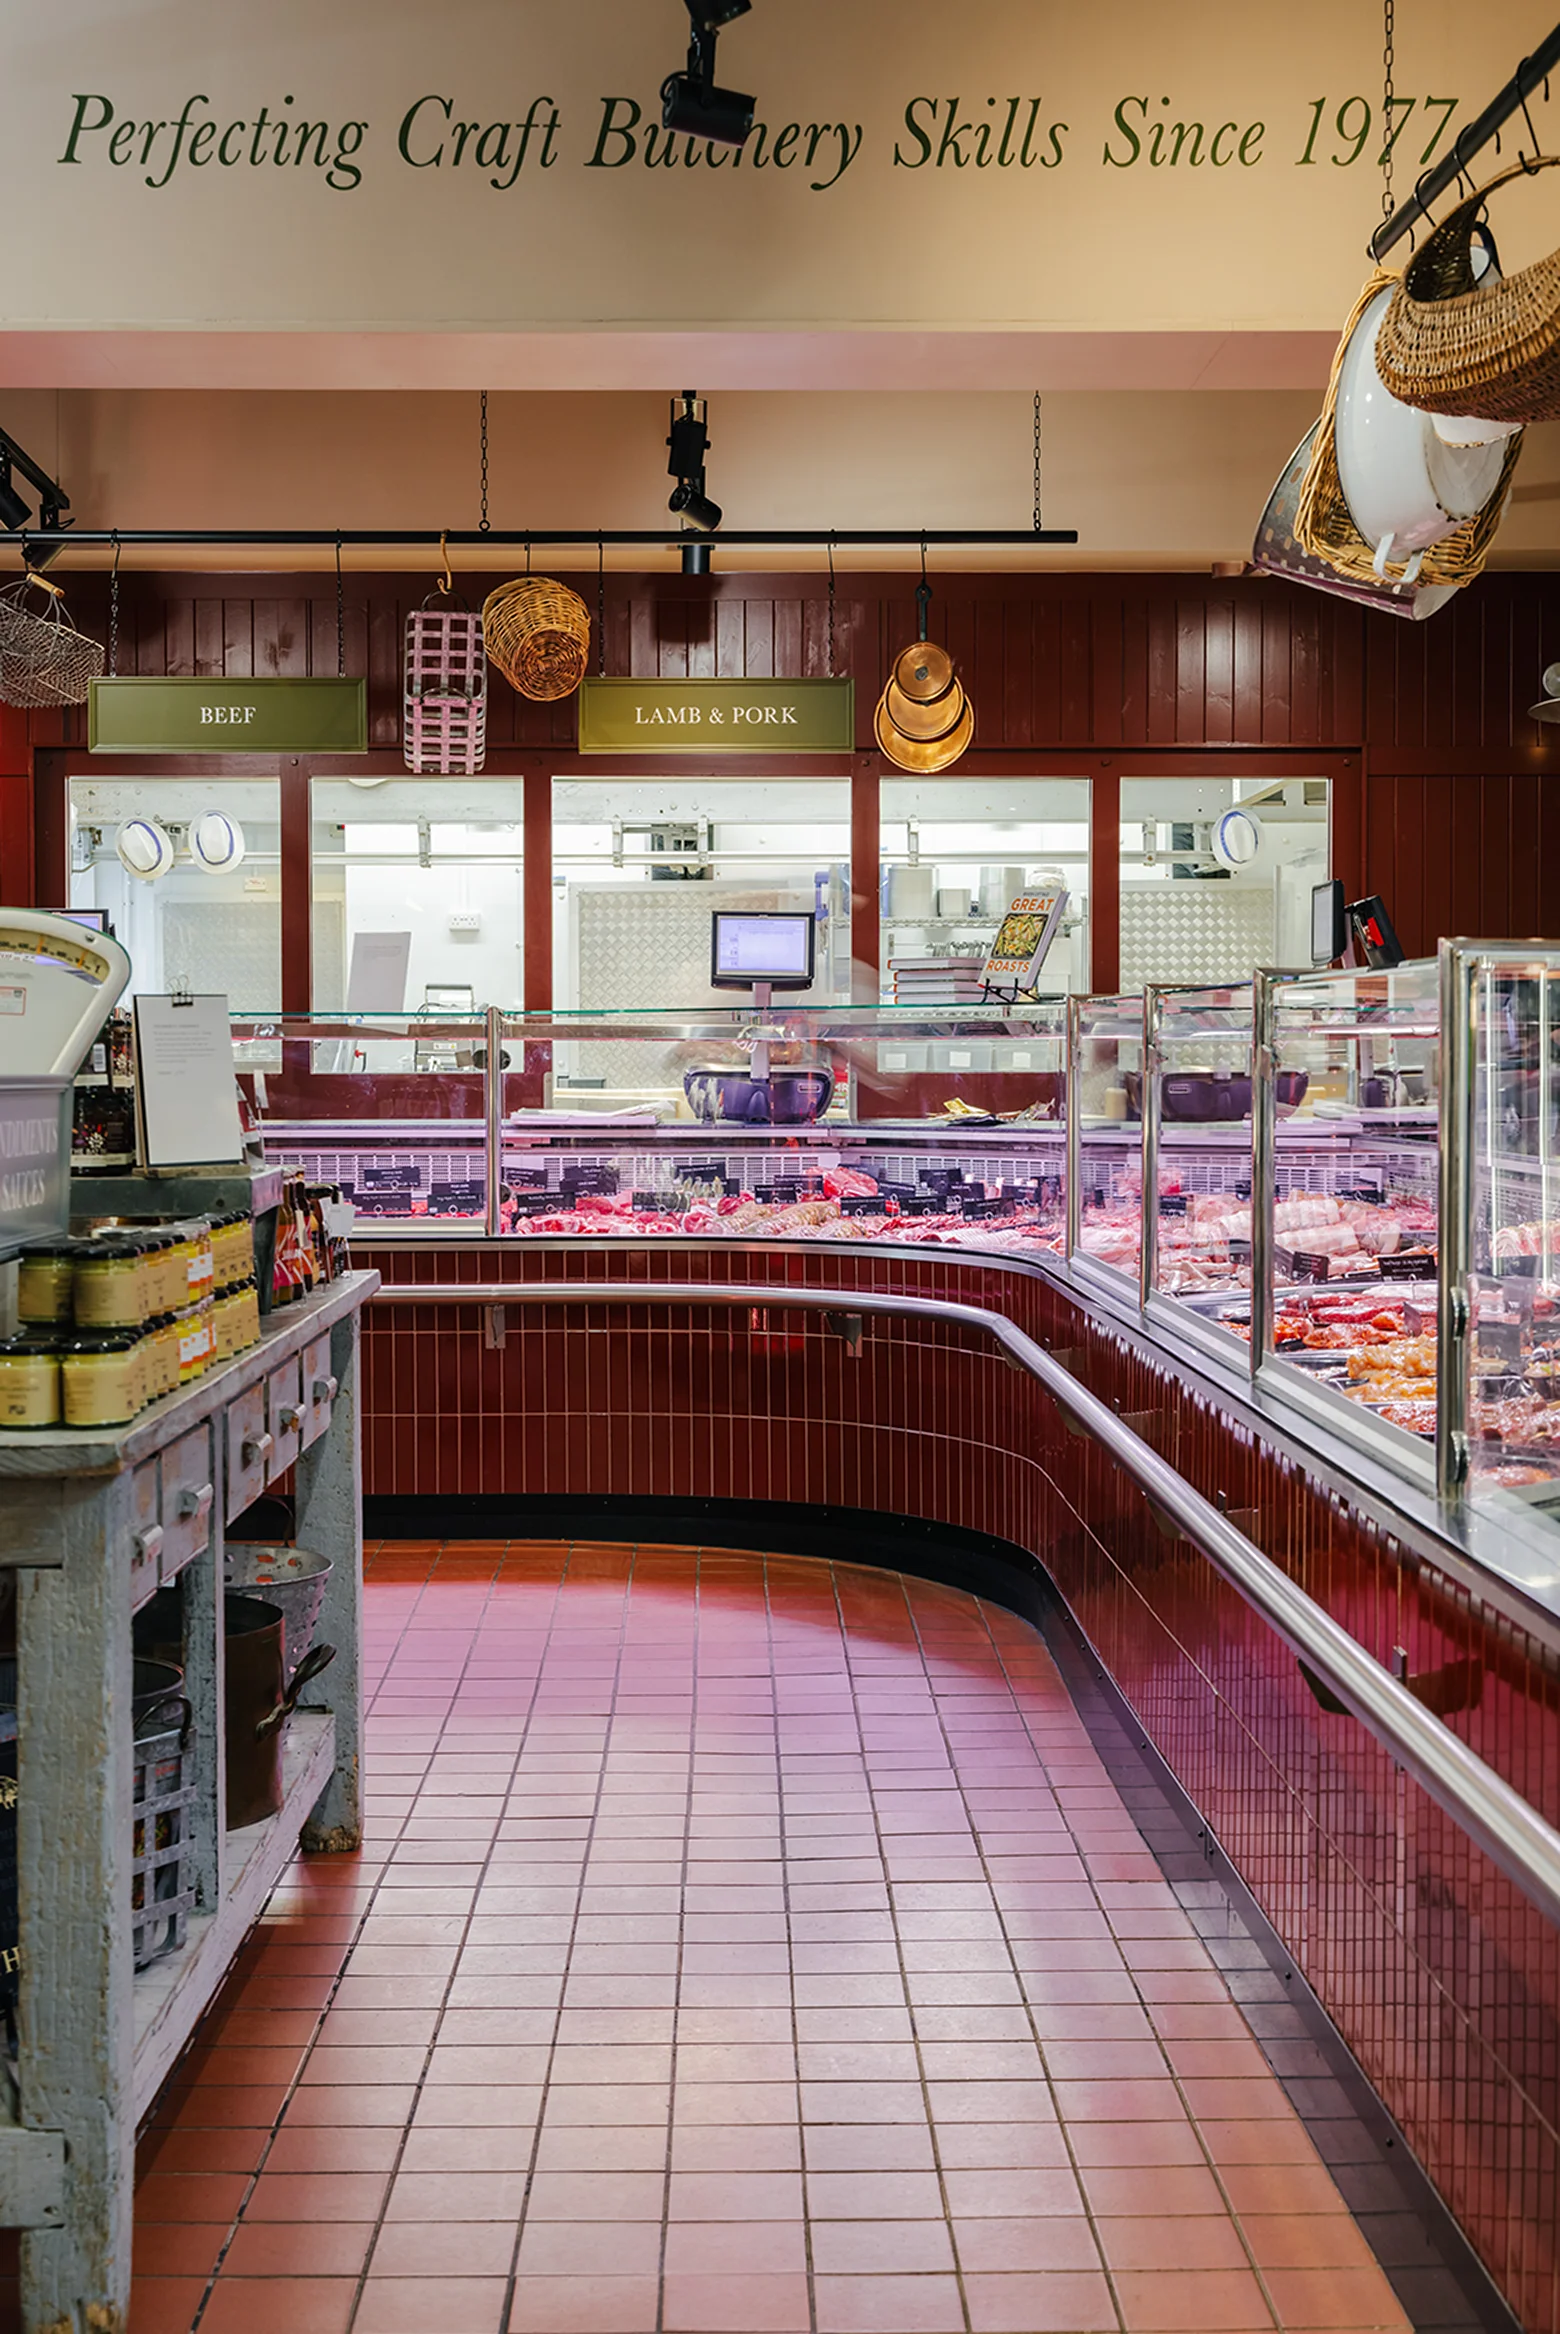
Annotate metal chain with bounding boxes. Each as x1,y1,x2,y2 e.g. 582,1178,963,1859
597,536,606,676
479,390,491,533
1381,0,1396,221
335,533,345,678
1032,392,1043,531
108,531,120,677
826,535,837,678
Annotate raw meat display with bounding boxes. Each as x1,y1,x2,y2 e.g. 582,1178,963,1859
1493,1219,1560,1259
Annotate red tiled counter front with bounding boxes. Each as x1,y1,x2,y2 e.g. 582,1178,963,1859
359,1237,1560,2334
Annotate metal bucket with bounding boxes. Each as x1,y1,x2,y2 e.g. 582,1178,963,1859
223,1545,332,1686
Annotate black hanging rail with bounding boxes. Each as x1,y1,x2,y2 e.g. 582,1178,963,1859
1370,21,1560,258
8,526,1076,555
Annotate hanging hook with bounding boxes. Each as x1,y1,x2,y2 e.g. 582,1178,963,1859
437,529,454,596
1519,66,1543,169
597,533,606,677
525,532,532,577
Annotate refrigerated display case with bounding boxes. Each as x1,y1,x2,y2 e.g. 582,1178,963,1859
1442,940,1560,1538
1065,992,1144,1291
1248,960,1442,1477
233,1003,1070,1259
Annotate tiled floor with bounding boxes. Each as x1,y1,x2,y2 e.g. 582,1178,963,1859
123,1539,1417,2334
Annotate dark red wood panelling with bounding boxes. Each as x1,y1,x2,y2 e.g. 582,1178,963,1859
24,567,1560,956
0,707,32,907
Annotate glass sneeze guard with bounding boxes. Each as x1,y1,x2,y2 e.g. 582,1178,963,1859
1140,981,1259,1360
1065,993,1144,1290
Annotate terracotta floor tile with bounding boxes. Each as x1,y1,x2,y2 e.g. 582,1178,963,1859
663,2220,807,2274
962,2268,1119,2331
1112,2266,1274,2329
240,2170,389,2223
954,2215,1102,2272
355,2275,512,2332
220,2222,377,2277
129,2222,228,2278
506,2274,661,2332
1098,2214,1251,2271
135,2172,252,2224
812,2271,967,2332
370,2221,520,2277
198,2275,358,2333
1261,2264,1412,2326
810,2220,956,2274
660,2270,812,2331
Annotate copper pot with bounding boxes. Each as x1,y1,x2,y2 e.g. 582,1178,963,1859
874,692,975,773
891,639,956,703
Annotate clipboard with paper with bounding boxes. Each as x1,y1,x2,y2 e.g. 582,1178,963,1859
133,993,246,1170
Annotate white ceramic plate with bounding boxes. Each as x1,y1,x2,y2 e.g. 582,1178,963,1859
1335,290,1513,576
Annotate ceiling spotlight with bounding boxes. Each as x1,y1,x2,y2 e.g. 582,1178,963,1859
0,457,31,533
662,0,754,150
667,393,722,533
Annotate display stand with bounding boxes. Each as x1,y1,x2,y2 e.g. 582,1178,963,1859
0,1268,378,2334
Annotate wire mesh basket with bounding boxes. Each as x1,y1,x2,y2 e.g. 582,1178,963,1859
403,598,487,774
482,576,590,702
0,573,105,709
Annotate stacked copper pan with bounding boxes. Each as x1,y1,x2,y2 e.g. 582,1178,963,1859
875,631,973,771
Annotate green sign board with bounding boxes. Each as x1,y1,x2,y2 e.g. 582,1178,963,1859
578,677,854,754
88,677,368,755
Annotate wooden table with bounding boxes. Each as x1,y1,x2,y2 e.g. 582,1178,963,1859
0,1267,378,2334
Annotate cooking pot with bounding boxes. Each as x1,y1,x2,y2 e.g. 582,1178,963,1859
891,640,956,703
137,1591,334,1829
683,1064,834,1126
874,693,975,774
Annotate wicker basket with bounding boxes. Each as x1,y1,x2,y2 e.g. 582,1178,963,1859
1378,159,1560,423
1295,270,1521,591
482,577,590,702
0,574,104,710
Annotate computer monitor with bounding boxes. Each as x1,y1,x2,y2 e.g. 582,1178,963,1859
710,910,816,991
1310,880,1345,967
63,907,111,934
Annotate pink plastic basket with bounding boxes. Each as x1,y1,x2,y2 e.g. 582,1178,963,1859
403,603,487,775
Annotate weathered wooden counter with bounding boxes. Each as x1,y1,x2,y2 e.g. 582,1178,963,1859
0,1267,378,2334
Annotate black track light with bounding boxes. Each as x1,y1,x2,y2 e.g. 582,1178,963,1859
662,0,754,151
0,457,32,534
667,394,722,535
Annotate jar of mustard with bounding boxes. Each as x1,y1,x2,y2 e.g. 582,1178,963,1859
234,1277,261,1351
62,1332,140,1427
144,1233,182,1316
181,1223,215,1304
17,1244,77,1325
138,1314,173,1401
73,1239,148,1330
229,1214,256,1283
0,1339,62,1429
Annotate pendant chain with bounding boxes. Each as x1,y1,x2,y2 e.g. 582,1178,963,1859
826,535,837,678
1381,0,1396,222
108,532,120,678
479,390,491,534
1032,393,1043,532
335,533,345,678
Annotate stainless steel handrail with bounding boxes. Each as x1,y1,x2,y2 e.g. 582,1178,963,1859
369,1273,1560,1930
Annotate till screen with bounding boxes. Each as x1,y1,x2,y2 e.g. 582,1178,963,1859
713,914,812,980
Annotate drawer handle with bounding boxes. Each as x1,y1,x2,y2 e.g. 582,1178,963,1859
242,1431,274,1466
178,1483,214,1525
311,1374,338,1405
133,1524,165,1566
277,1404,305,1433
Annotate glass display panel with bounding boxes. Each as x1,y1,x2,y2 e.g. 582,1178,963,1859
1068,993,1144,1287
1143,983,1255,1321
233,1012,492,1226
312,778,524,1012
1120,775,1328,989
70,774,281,1009
1459,946,1560,1537
878,776,1091,1001
1254,961,1440,1457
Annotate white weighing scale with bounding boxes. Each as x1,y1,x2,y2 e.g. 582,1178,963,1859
0,907,132,1075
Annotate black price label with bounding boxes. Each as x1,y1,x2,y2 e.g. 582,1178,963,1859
1283,1247,1334,1284
842,1196,884,1217
1379,1251,1437,1281
431,1181,485,1211
1158,1194,1188,1218
360,1164,422,1190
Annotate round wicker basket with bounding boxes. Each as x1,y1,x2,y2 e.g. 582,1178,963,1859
482,577,591,702
1378,160,1560,424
